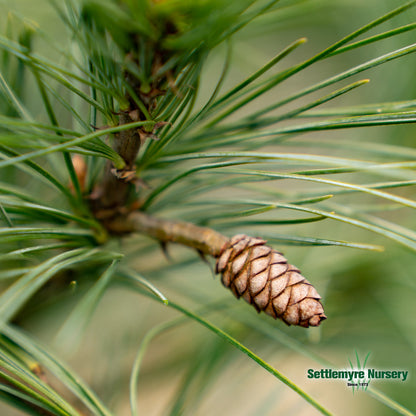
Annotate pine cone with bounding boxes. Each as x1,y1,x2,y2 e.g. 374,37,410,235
215,234,326,328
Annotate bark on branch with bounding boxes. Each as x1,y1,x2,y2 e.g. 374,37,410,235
90,112,142,214
107,211,229,257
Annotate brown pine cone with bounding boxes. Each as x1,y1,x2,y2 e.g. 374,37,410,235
215,234,326,328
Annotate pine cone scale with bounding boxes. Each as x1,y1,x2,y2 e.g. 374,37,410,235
287,270,304,286
221,269,232,287
233,271,248,294
254,287,270,309
250,245,272,259
307,286,320,299
250,257,269,276
215,234,326,328
232,252,249,275
284,305,300,325
216,247,233,273
270,263,288,277
289,283,310,305
249,270,269,295
273,290,290,315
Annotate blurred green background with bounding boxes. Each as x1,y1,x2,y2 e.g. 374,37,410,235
1,0,416,415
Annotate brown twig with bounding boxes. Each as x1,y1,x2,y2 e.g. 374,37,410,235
89,111,143,215
106,211,229,257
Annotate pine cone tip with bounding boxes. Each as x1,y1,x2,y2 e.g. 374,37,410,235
215,234,326,328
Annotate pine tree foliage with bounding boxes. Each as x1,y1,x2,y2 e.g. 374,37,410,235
0,0,416,415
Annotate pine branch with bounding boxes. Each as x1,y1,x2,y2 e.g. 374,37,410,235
107,211,326,327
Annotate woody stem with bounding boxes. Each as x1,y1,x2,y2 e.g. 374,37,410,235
106,211,229,257
91,112,142,212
